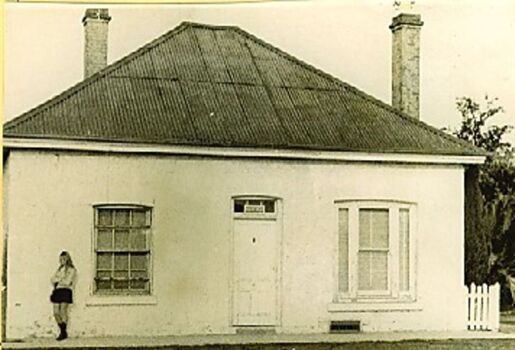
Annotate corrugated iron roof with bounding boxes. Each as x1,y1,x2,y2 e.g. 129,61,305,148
4,22,484,156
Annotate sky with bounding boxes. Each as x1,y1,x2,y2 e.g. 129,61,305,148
3,0,515,145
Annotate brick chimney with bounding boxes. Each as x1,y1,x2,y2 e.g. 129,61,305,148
390,13,423,119
82,9,111,79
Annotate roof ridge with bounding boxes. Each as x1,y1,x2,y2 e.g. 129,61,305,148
230,26,482,154
180,21,241,31
4,21,192,131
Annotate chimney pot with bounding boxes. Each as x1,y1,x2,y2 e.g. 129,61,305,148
82,9,111,23
390,13,423,119
83,8,111,79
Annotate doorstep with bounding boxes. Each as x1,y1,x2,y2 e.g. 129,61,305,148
2,331,515,349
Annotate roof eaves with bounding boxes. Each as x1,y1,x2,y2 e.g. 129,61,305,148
2,133,486,157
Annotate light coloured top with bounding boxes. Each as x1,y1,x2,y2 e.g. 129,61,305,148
51,266,76,290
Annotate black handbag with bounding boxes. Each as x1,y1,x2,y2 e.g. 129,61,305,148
50,283,58,303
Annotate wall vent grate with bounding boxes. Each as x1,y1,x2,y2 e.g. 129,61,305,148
329,321,361,333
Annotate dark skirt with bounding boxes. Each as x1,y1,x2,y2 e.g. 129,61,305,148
50,288,73,304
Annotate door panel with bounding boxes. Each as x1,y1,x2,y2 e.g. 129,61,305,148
233,219,277,326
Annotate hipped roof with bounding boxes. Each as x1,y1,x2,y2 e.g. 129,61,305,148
4,22,484,157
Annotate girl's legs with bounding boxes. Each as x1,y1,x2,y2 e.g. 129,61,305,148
54,303,64,340
59,304,68,324
55,303,69,340
53,304,62,324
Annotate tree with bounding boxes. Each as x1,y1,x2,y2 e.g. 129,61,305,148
451,96,515,308
454,97,514,201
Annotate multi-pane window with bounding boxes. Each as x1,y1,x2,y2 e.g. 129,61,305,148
94,206,152,295
337,201,415,301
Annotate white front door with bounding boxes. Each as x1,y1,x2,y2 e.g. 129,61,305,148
233,218,278,326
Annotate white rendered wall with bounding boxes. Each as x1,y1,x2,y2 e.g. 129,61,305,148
4,150,466,338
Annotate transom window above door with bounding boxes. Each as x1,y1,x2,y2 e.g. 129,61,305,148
233,197,278,219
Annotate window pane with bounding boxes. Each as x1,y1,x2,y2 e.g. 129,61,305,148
130,229,147,250
358,251,388,291
130,280,147,290
264,200,275,213
370,252,388,290
372,211,389,248
131,271,148,279
234,200,245,213
338,208,349,293
130,254,147,270
97,229,113,250
114,254,129,270
132,210,147,227
359,209,389,249
399,209,410,292
96,270,111,279
114,270,129,279
114,280,129,290
358,252,370,290
114,210,130,226
97,280,112,290
359,211,370,247
248,200,260,206
98,209,112,226
114,229,129,250
97,253,112,269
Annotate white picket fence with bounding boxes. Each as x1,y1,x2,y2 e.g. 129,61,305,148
466,282,500,331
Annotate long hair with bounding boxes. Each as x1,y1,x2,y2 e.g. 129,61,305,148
59,251,75,269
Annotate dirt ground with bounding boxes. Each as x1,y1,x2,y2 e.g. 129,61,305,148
4,313,515,350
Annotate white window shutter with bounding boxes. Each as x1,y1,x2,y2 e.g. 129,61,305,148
338,208,349,293
399,208,410,292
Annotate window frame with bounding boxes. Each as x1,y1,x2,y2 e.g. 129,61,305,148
334,200,416,303
92,204,153,296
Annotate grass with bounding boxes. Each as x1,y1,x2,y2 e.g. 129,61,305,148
501,310,515,328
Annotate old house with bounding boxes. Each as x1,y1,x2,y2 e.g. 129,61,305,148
2,9,485,339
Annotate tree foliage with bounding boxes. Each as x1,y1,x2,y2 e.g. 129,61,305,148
454,97,514,203
454,97,511,153
451,96,515,308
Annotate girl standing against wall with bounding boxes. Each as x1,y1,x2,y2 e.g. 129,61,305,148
50,251,76,341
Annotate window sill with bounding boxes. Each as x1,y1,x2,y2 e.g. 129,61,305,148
234,214,277,221
328,300,422,312
85,295,157,306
